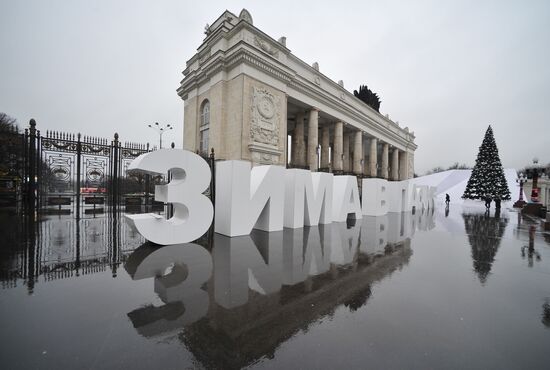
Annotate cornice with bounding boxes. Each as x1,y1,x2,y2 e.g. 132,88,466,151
288,78,415,149
178,17,416,151
178,44,295,99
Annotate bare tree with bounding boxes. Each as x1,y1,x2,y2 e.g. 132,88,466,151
0,112,19,132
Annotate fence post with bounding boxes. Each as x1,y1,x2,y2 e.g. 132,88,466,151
144,142,150,211
111,133,119,207
76,133,82,218
36,129,42,209
210,147,215,206
23,128,29,205
27,119,37,209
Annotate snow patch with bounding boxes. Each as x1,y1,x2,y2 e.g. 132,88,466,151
412,169,523,206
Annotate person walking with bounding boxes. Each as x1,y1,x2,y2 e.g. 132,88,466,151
494,196,501,210
445,193,450,205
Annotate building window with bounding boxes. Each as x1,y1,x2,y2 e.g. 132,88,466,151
200,128,209,155
199,100,210,154
200,100,210,127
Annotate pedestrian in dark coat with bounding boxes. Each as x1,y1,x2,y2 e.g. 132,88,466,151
494,196,501,210
485,195,492,209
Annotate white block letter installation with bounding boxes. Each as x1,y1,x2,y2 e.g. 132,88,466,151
215,161,285,237
125,149,213,245
332,176,362,222
284,170,333,228
123,150,439,245
361,178,389,216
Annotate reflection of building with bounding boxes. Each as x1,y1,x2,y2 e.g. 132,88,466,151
178,9,416,178
462,212,508,284
183,241,411,369
125,211,437,369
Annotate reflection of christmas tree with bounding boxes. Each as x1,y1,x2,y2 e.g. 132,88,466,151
543,300,550,328
462,126,511,200
462,213,508,284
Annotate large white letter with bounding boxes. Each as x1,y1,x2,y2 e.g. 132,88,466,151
215,161,284,237
125,149,213,245
387,180,413,213
361,178,389,216
332,176,362,222
284,170,333,228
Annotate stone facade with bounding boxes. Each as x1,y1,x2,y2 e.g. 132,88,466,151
178,9,417,179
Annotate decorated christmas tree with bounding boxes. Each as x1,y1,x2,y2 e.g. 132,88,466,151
462,126,511,200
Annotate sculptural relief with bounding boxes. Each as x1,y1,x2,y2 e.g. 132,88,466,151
250,86,280,147
253,36,279,58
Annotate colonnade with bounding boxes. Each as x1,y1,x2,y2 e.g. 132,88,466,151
289,108,409,180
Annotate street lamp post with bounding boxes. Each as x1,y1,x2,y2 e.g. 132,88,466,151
524,158,546,203
147,122,173,149
514,173,527,208
521,158,547,217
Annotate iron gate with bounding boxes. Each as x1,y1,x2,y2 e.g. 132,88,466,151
3,119,216,215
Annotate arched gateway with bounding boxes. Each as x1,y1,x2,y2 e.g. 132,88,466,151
178,9,416,180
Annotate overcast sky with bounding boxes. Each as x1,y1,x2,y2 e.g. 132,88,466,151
1,0,549,174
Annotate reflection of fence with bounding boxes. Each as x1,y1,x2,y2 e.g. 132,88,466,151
0,211,145,292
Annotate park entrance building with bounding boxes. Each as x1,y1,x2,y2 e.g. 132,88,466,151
178,9,417,180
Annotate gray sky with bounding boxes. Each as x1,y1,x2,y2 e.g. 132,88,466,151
1,0,549,174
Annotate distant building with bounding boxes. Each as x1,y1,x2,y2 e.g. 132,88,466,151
178,9,416,179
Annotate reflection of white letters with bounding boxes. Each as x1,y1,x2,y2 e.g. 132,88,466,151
125,149,213,245
332,176,362,222
427,186,437,210
213,232,282,308
215,161,284,236
361,216,388,255
330,221,361,264
284,170,333,228
126,243,212,326
414,185,436,212
282,226,330,285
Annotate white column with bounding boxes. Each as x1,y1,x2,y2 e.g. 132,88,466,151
353,131,363,175
293,112,305,166
363,137,369,175
333,122,343,172
343,132,350,172
369,138,377,177
307,109,319,171
381,143,389,179
391,148,399,181
321,125,330,169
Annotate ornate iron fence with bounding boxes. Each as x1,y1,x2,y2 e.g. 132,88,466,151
3,119,216,215
35,122,153,214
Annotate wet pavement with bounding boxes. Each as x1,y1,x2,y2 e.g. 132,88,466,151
0,204,549,369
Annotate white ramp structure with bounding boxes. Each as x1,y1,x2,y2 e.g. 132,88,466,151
411,169,522,207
